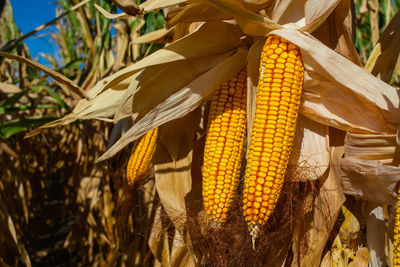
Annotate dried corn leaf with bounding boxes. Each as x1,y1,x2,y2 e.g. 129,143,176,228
302,0,340,33
140,0,187,13
272,28,400,134
292,147,345,266
98,47,247,161
166,2,231,27
365,9,400,84
246,39,263,141
340,157,399,205
0,82,21,93
348,247,369,267
289,116,330,181
0,52,87,99
133,27,175,44
344,132,397,163
153,112,200,264
94,4,130,19
205,0,281,36
312,0,361,65
366,203,386,267
112,0,140,16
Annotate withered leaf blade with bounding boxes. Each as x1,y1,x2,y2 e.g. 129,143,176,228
340,157,400,205
0,52,88,99
365,9,400,83
112,0,141,16
94,4,130,19
97,48,247,161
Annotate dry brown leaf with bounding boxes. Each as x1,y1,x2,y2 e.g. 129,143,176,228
0,52,88,99
289,116,330,181
140,0,187,13
344,132,397,163
205,0,281,36
98,47,247,161
0,82,21,93
349,247,370,267
365,9,400,83
94,4,130,19
366,204,386,267
132,28,175,44
112,0,141,16
340,157,399,205
292,146,345,266
153,112,200,264
312,0,361,65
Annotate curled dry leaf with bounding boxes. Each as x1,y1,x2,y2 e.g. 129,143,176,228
0,52,88,99
365,9,400,84
344,132,397,164
112,0,141,16
0,82,21,93
132,28,175,44
94,4,130,19
340,157,399,205
98,47,247,161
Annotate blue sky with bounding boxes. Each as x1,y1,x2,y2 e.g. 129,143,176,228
11,0,60,64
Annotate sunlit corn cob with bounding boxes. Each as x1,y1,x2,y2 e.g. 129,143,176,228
126,128,158,187
202,68,247,223
243,35,304,238
394,186,400,266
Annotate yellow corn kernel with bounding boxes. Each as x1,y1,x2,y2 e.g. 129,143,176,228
126,128,158,187
203,68,247,223
243,35,304,237
394,186,400,266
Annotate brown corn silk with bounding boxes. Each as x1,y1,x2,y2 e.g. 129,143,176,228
394,186,400,266
126,128,158,186
243,35,304,238
202,69,247,223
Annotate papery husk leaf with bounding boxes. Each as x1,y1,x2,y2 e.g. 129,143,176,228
0,82,21,93
292,146,345,266
289,116,329,181
340,157,399,204
166,2,231,27
205,0,281,36
149,205,171,265
0,52,88,99
94,4,130,19
344,132,397,163
246,39,263,142
100,20,242,89
26,75,137,137
153,112,200,264
366,203,386,267
115,51,232,122
302,0,340,33
349,247,370,267
311,0,361,65
365,9,400,83
112,0,141,16
271,28,400,134
98,47,247,161
133,27,175,44
140,0,187,13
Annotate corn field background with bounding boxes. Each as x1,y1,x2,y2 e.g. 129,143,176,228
0,0,400,266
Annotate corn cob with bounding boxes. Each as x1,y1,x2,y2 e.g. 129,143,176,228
394,186,400,266
243,35,304,239
202,68,247,223
126,128,158,186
